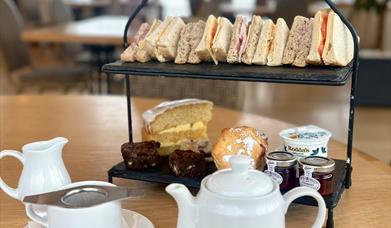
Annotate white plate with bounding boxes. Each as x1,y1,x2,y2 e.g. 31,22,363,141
25,209,154,228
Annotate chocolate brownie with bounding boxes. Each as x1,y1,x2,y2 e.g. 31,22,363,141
169,150,207,177
121,141,161,169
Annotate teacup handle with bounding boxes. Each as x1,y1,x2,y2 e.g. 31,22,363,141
283,186,326,228
0,150,25,200
26,203,49,227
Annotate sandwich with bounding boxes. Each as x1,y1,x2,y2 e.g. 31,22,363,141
188,21,207,64
157,16,186,61
227,16,248,64
282,16,314,67
211,17,233,64
306,10,329,65
195,15,218,62
144,17,172,62
175,20,206,64
242,15,264,65
120,23,151,62
267,18,290,66
135,19,161,62
307,10,353,66
253,19,275,65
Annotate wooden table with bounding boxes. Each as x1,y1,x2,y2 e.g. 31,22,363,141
0,96,390,228
22,16,129,94
21,15,128,46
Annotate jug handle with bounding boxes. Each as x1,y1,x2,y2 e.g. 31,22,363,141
26,203,49,227
0,150,25,200
283,187,326,228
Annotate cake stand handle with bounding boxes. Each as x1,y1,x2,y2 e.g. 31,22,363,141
123,0,150,49
324,0,359,189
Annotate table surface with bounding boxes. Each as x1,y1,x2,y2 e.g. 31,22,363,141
21,16,128,46
0,96,390,228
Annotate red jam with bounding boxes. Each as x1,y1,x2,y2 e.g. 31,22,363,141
299,156,335,196
264,151,298,191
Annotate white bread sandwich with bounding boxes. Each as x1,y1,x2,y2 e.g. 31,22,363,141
253,19,275,65
144,17,172,62
120,23,151,62
195,15,218,62
227,15,248,64
135,19,161,62
267,18,289,66
322,11,353,66
211,17,233,64
157,16,185,61
282,16,314,67
306,10,329,65
241,15,264,65
175,20,206,64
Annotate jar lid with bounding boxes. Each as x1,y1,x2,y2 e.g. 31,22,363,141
298,156,335,173
205,156,274,197
266,151,297,167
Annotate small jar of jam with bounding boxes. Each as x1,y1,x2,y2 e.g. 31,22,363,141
298,156,335,196
264,151,297,191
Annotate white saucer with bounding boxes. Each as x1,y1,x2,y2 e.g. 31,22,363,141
25,209,154,228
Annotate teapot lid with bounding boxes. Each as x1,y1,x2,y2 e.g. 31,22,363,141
205,156,273,197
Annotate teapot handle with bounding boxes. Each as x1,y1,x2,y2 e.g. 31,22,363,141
283,187,326,228
0,150,25,200
26,203,49,227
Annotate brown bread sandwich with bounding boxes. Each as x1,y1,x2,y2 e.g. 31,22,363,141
282,16,314,67
175,20,206,64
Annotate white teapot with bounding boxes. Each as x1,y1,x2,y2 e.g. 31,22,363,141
166,156,326,228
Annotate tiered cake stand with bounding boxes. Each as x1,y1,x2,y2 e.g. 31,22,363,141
102,1,360,227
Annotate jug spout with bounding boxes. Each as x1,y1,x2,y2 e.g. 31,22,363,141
166,184,196,228
47,137,68,152
22,137,69,155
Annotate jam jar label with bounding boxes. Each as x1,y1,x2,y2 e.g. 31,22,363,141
299,166,321,190
264,160,283,184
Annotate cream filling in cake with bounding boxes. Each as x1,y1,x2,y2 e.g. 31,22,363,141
159,121,205,134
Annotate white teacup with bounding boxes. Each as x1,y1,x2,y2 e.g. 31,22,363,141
26,181,123,228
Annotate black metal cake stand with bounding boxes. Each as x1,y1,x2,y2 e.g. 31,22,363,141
102,0,360,227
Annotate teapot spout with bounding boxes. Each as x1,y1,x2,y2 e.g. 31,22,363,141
166,184,196,228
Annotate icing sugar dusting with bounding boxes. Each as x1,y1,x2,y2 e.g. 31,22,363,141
243,136,255,153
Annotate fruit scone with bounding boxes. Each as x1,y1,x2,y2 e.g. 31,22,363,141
142,98,213,156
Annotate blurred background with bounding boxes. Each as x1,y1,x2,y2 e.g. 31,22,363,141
0,0,390,163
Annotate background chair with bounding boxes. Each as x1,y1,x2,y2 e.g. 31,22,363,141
0,0,89,93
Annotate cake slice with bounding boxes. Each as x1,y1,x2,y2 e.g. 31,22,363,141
142,99,213,156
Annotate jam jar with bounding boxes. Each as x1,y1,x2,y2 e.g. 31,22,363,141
264,151,297,191
298,156,335,196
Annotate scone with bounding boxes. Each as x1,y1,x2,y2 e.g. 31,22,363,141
142,99,213,156
212,126,268,170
